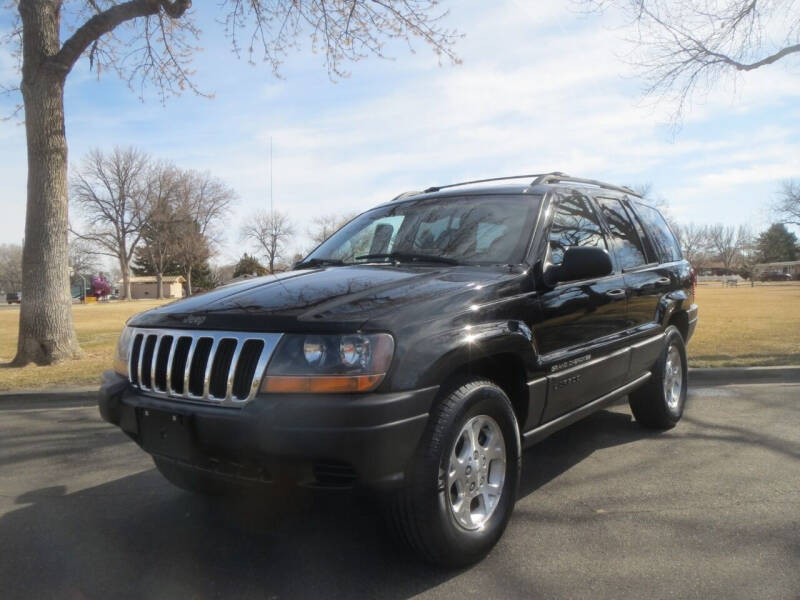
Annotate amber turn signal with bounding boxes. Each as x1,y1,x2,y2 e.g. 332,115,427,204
261,374,385,394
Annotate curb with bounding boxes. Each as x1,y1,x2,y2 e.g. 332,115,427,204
0,387,97,407
689,366,800,386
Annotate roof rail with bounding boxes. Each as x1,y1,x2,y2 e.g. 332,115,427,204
422,174,547,194
391,190,423,202
531,172,640,197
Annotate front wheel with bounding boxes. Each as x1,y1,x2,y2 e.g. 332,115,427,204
629,325,688,429
388,378,521,567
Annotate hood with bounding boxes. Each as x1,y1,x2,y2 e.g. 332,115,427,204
128,265,522,332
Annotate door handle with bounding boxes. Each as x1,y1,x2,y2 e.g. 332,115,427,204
656,277,671,285
606,289,626,298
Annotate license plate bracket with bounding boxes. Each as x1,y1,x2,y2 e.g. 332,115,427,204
138,408,197,462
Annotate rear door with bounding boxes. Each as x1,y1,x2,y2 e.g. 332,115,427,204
623,200,683,335
534,191,630,420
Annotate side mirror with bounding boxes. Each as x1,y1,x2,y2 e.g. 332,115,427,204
545,246,613,285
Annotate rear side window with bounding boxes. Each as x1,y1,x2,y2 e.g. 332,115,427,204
632,202,682,263
597,198,647,270
548,193,607,265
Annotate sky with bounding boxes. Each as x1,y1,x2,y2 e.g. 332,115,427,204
1,1,799,267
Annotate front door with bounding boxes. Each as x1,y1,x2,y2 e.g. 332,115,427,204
534,191,630,421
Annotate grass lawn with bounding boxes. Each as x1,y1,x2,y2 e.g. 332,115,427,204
0,300,170,392
0,284,798,391
689,283,800,368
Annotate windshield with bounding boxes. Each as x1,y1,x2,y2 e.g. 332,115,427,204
302,194,541,266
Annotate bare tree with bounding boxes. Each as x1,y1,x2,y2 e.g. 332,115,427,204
707,224,737,270
0,244,23,293
136,163,181,299
581,0,800,122
242,210,296,274
172,170,236,294
774,180,800,227
171,218,211,296
6,1,461,366
307,213,355,247
707,223,753,271
673,222,711,266
71,147,150,301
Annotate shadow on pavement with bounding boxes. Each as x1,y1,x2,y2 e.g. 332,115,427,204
0,406,651,599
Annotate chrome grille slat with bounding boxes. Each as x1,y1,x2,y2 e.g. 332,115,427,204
127,328,282,407
136,334,147,390
164,336,178,395
183,337,199,400
202,338,221,400
150,334,162,392
225,340,243,402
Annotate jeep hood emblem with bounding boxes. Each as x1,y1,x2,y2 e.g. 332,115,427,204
181,315,206,326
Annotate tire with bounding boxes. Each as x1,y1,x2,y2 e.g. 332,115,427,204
629,325,688,430
387,377,521,567
153,456,238,496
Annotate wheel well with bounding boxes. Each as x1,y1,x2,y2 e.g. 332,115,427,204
441,353,529,428
668,310,689,342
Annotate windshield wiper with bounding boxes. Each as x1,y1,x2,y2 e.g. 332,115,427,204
295,258,346,269
355,252,461,265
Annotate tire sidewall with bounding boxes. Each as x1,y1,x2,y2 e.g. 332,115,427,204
421,381,521,563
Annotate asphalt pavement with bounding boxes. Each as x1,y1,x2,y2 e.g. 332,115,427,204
0,382,798,599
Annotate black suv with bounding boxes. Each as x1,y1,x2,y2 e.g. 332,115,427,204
99,172,698,566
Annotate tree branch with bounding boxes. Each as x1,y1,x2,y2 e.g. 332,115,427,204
51,0,192,74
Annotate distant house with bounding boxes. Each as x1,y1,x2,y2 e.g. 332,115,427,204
696,262,738,277
753,261,800,279
121,276,186,299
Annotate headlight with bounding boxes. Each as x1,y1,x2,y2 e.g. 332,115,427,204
113,326,135,376
261,333,394,393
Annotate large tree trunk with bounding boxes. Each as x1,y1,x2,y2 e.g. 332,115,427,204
185,266,193,296
13,2,80,366
120,256,132,300
156,272,163,299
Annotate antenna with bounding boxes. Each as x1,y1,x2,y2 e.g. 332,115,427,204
269,136,273,213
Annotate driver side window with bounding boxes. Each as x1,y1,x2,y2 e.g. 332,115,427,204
331,215,405,261
548,193,607,265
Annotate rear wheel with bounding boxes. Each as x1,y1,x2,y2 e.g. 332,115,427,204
388,378,521,567
629,325,688,429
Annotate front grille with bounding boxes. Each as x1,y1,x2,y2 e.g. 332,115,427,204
127,328,282,406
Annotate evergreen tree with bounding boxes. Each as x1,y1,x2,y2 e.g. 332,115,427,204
756,224,798,263
233,254,268,278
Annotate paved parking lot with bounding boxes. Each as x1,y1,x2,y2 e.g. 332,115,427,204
1,382,798,599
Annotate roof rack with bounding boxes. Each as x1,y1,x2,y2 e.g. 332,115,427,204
391,190,423,201
422,174,548,194
531,172,640,197
408,171,641,199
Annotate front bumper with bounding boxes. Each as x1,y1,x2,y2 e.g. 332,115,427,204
99,371,437,490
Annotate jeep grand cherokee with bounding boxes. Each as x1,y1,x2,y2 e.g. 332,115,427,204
99,171,698,566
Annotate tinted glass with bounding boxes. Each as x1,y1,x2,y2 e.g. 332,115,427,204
632,202,682,262
597,198,647,269
305,194,541,265
548,193,607,265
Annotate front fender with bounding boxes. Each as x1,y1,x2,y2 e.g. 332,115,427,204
386,319,538,390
